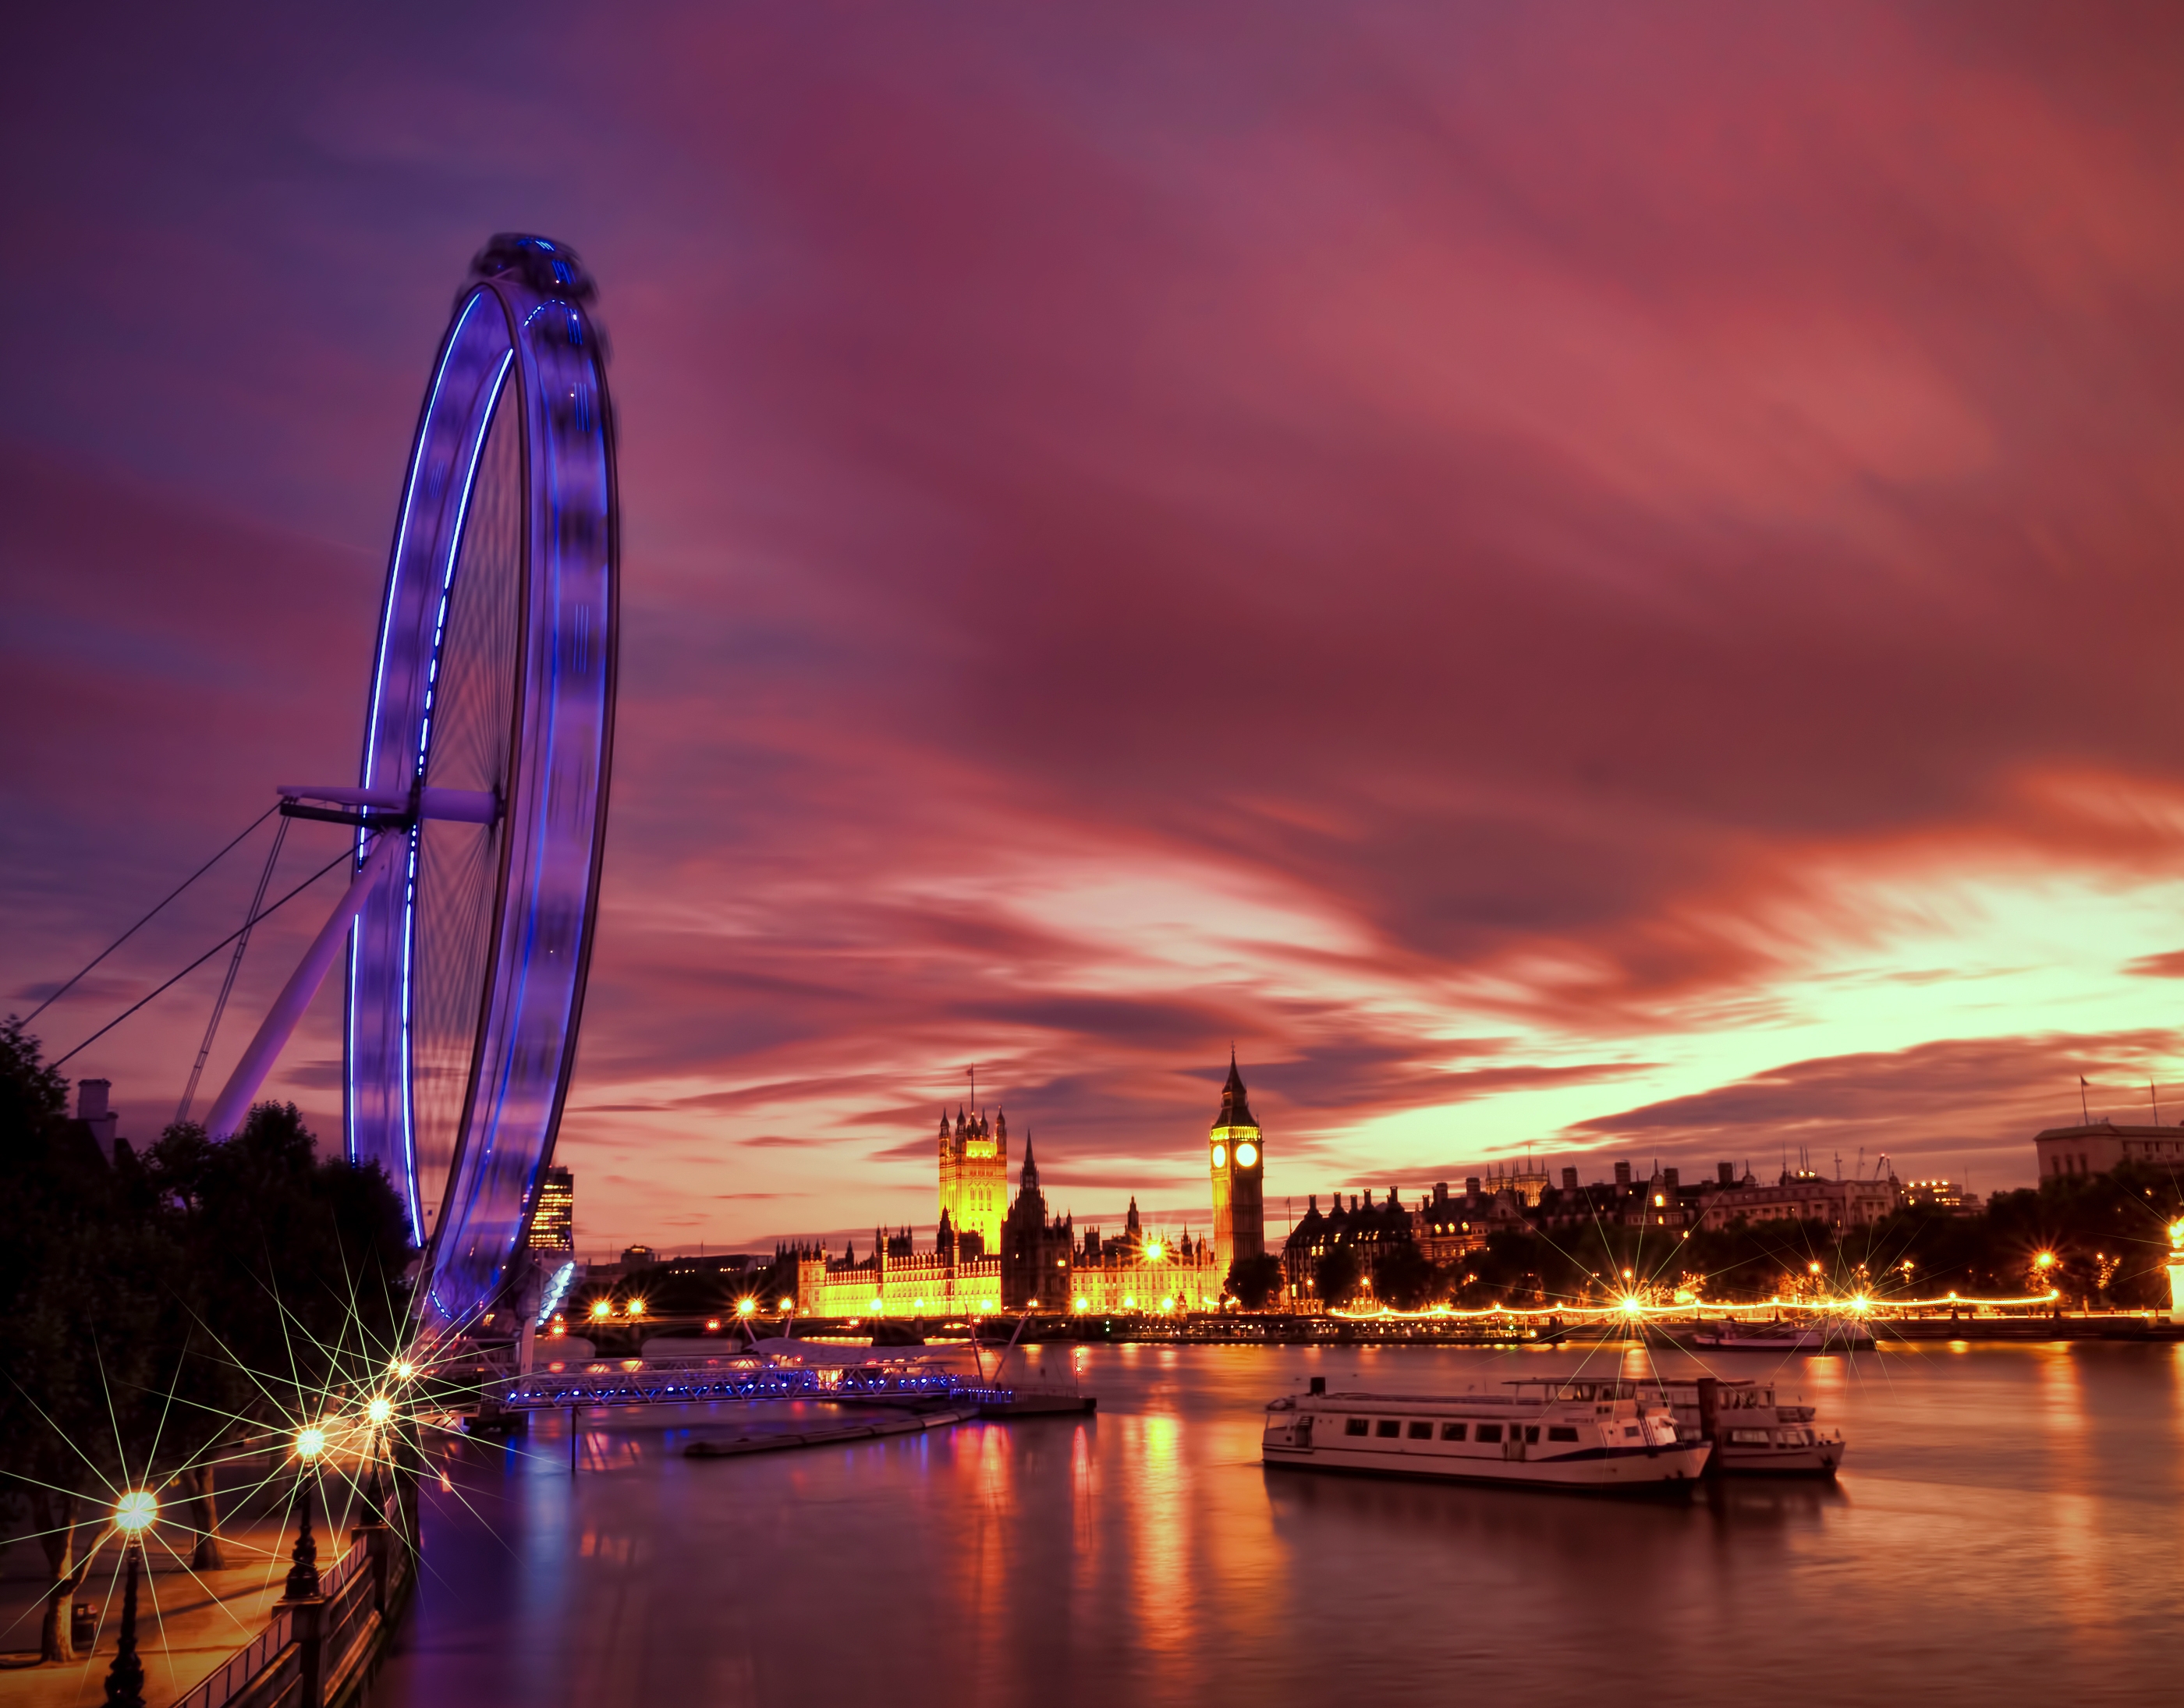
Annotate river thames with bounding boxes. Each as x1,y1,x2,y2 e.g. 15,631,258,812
372,1340,2180,1707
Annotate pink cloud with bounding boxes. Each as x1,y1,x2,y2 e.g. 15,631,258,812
10,5,2184,1248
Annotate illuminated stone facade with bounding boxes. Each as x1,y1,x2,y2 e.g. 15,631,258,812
790,1122,1228,1317
793,1233,1005,1319
1065,1208,1225,1314
1207,1054,1264,1277
938,1106,1009,1253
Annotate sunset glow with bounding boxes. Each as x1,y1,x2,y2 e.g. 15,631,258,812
11,8,2184,1253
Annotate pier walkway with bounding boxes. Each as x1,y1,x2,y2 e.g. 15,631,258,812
502,1355,1091,1416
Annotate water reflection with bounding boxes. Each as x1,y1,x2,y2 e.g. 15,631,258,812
372,1343,2184,1708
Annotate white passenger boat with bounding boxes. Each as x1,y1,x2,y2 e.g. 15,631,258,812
1654,1377,1845,1476
1262,1376,1711,1491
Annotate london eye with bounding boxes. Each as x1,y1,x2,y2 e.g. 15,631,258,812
202,233,619,1335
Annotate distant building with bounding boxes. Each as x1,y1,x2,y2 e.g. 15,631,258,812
528,1166,575,1253
654,1253,753,1277
1281,1186,1420,1309
1415,1182,1492,1263
1473,1163,1550,1207
2033,1122,2184,1180
1207,1054,1266,1277
620,1244,657,1267
76,1079,118,1163
1903,1179,1973,1211
1690,1170,1899,1232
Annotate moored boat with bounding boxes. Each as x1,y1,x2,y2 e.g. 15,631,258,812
1262,1376,1710,1492
1654,1376,1845,1476
1689,1316,1874,1352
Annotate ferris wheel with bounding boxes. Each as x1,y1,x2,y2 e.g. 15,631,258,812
204,234,618,1334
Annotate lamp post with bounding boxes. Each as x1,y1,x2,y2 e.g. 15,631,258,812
288,1426,324,1600
2166,1221,2184,1326
102,1490,157,1708
282,1429,327,1708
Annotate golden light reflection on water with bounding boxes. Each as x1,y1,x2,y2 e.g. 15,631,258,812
381,1345,2184,1708
1126,1412,1190,1666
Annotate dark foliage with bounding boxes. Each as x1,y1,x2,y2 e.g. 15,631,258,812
0,1022,411,1654
1225,1252,1284,1309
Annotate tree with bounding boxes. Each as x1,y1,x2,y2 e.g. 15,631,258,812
1369,1242,1436,1310
1225,1253,1284,1310
0,1020,179,1661
0,1026,410,1662
139,1106,410,1565
1313,1245,1363,1307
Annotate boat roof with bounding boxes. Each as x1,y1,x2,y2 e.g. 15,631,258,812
1293,1387,1617,1407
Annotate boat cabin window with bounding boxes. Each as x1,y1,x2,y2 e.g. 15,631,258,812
1406,1421,1432,1439
1374,1419,1402,1438
1440,1423,1466,1441
1345,1418,1369,1437
1523,1426,1540,1444
1548,1426,1579,1442
1475,1423,1504,1444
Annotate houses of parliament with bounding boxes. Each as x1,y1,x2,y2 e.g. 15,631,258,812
789,1056,1268,1317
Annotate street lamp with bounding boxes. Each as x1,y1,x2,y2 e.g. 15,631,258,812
103,1490,158,1708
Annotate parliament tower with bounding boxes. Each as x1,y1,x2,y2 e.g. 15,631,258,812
938,1105,1009,1252
1208,1053,1265,1276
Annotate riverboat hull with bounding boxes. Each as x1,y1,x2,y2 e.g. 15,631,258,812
1711,1439,1844,1476
1262,1439,1711,1491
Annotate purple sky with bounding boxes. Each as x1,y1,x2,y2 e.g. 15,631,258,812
9,4,2184,1256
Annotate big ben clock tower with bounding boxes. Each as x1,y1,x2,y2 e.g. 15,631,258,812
1208,1052,1265,1276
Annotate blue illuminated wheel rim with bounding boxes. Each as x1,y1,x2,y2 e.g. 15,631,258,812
347,235,617,1332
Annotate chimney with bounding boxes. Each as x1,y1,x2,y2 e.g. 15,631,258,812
1718,1161,1736,1185
1662,1168,1680,1191
1433,1182,1448,1204
76,1079,118,1163
1614,1161,1633,1191
1561,1167,1579,1192
1465,1177,1482,1203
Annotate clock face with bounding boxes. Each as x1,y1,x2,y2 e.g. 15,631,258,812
1236,1142,1259,1169
1211,1143,1228,1168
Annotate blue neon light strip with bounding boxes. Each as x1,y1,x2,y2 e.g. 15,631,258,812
398,347,516,1249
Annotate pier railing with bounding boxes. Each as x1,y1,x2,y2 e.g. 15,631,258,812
168,1516,412,1708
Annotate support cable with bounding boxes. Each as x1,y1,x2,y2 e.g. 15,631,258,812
176,816,292,1125
20,805,279,1026
51,838,378,1072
